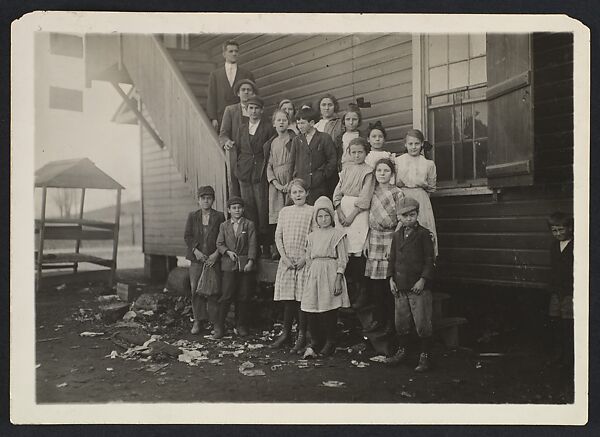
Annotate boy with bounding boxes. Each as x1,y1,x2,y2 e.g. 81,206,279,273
234,95,275,257
184,186,225,335
546,212,574,370
219,78,259,197
386,197,435,372
216,197,258,338
289,107,337,205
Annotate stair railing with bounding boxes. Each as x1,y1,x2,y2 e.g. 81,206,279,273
121,34,229,212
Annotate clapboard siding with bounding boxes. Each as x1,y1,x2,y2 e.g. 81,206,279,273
189,33,413,153
140,104,197,257
533,32,574,186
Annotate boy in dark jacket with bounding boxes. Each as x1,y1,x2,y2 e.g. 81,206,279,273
386,197,435,372
546,212,574,372
184,186,226,335
289,107,338,205
216,197,258,338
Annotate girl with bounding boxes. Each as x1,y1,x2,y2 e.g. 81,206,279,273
365,121,393,169
314,93,343,141
271,179,314,352
335,103,363,170
301,196,351,357
364,159,404,335
332,137,374,310
279,99,299,134
264,109,296,259
394,129,438,256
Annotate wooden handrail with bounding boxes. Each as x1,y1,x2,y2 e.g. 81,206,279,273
121,34,228,213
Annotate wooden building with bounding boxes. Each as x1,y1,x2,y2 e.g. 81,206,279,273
83,32,573,292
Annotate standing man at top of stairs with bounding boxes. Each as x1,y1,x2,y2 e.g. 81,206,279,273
207,39,255,131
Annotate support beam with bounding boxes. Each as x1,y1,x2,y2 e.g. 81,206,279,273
110,188,122,286
110,81,164,148
74,187,86,273
36,187,47,291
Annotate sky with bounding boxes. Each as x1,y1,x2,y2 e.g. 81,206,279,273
34,33,140,218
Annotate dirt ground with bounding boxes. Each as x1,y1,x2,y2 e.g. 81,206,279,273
35,270,574,404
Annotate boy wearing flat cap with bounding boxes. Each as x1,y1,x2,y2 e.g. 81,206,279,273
234,95,276,257
219,78,259,197
386,196,435,372
184,186,226,335
215,197,258,338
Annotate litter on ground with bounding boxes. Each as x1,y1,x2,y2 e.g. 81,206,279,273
322,380,345,388
351,360,369,368
369,355,387,363
80,331,104,337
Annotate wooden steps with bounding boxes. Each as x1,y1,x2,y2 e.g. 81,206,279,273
166,47,214,113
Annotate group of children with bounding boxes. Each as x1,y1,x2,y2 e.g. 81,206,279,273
186,89,574,374
187,87,442,371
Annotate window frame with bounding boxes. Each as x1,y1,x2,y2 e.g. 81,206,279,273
421,34,490,191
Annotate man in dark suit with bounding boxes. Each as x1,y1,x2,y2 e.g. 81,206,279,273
207,40,255,130
219,78,258,197
184,186,226,335
234,95,276,256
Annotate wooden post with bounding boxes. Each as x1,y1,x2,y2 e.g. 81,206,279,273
73,188,86,273
36,187,47,291
110,188,122,286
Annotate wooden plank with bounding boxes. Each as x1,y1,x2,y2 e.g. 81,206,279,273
535,96,572,119
436,217,553,233
438,247,548,266
433,198,573,219
38,218,116,229
41,252,114,267
167,48,211,62
437,262,550,285
534,79,572,103
438,232,552,250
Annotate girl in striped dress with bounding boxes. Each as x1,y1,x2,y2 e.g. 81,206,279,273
364,158,405,335
270,178,314,352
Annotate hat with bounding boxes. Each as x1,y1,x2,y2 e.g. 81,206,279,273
246,96,264,108
226,196,245,208
197,185,215,198
312,196,335,227
233,78,258,95
398,197,420,214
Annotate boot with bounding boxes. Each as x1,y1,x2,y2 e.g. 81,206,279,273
319,311,337,357
290,332,306,354
270,302,294,349
190,320,201,335
385,347,407,366
236,301,250,337
213,302,228,339
270,244,280,260
415,337,432,372
414,352,431,372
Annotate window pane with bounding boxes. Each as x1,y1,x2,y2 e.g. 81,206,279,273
428,35,447,67
430,95,448,105
469,57,487,85
434,145,453,182
475,139,488,179
432,107,452,142
448,35,469,62
453,105,461,142
473,102,488,138
461,140,474,181
469,34,486,57
462,104,473,140
449,61,468,89
429,66,448,93
49,86,83,112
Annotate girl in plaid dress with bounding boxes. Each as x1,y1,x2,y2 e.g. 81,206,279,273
270,178,314,352
364,158,404,335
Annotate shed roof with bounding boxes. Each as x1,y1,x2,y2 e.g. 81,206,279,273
35,158,125,189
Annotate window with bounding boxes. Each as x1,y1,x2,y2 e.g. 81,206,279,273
49,33,83,58
424,34,488,187
49,86,83,112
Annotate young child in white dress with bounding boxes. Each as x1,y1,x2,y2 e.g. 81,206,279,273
301,196,351,357
332,137,374,310
394,129,438,256
270,179,314,352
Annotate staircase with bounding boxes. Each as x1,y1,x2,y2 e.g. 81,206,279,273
120,35,229,213
166,48,215,111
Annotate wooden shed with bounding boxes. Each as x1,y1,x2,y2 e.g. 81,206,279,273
35,158,124,289
82,31,573,292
